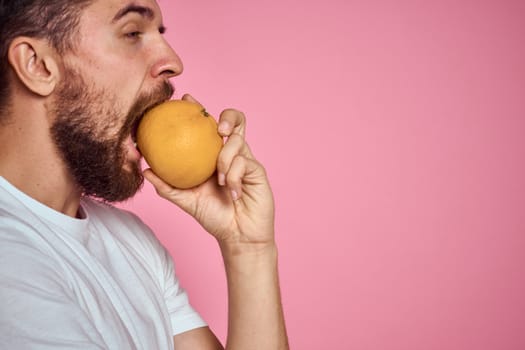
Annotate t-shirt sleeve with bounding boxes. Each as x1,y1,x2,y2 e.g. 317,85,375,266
0,239,108,349
125,212,208,336
160,247,208,335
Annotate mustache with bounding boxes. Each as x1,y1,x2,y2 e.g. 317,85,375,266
122,81,174,137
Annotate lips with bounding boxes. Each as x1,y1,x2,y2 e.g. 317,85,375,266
124,81,175,148
129,100,165,147
130,114,142,145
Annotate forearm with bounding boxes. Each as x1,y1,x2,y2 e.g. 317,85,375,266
220,242,289,350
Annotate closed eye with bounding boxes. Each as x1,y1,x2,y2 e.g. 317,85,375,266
126,31,142,39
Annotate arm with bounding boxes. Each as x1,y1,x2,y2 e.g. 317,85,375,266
145,95,289,350
220,241,287,349
173,327,223,349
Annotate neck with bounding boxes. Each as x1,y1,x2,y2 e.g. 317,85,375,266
0,98,82,218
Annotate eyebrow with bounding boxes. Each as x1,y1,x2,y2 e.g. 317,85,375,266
112,4,155,23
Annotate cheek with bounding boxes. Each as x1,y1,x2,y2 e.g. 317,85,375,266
63,53,149,123
75,51,146,101
79,95,126,140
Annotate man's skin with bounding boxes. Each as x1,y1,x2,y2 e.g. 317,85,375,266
0,0,288,349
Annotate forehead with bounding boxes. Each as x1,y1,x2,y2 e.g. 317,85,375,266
80,0,163,26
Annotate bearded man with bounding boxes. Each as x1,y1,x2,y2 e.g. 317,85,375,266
0,1,288,349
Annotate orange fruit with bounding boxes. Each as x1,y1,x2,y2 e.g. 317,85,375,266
136,100,223,189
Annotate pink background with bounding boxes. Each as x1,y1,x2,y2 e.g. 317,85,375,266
120,0,525,348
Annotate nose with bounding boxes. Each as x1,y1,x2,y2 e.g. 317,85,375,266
150,38,184,79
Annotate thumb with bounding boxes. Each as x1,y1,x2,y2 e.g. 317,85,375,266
143,168,173,194
143,168,195,213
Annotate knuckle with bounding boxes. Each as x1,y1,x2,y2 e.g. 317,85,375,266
222,135,245,155
229,133,245,144
222,108,245,123
232,153,247,165
221,108,236,119
259,163,268,176
237,110,246,121
217,156,229,172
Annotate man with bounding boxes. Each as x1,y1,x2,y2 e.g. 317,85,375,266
0,0,288,349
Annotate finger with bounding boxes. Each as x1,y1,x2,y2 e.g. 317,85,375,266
216,134,253,186
181,93,203,106
225,155,262,201
143,168,197,215
143,168,176,198
218,108,246,138
225,155,247,201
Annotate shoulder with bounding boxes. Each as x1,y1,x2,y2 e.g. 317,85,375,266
0,215,59,262
81,197,171,266
0,221,107,348
82,197,154,239
0,220,68,294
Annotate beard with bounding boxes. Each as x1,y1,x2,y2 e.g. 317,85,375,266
50,66,174,202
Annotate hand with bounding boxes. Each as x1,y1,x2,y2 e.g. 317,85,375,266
143,94,275,250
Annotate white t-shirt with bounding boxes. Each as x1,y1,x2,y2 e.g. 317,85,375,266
0,177,206,349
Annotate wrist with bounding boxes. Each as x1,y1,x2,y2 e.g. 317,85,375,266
219,239,280,290
219,238,277,258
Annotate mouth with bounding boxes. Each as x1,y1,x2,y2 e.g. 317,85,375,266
129,100,166,147
130,116,142,146
126,81,175,149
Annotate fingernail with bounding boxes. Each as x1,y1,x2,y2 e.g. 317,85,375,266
218,121,230,134
231,190,239,201
218,173,225,186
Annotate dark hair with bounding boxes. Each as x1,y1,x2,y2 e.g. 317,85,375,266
0,0,93,120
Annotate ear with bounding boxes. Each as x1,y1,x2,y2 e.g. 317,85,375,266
7,37,60,97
